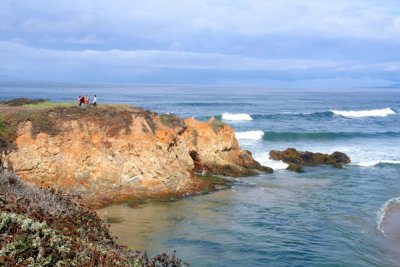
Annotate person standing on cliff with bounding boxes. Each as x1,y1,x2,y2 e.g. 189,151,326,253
79,95,85,107
93,95,97,106
84,95,89,106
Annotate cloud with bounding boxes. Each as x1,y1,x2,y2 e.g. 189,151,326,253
0,0,399,87
2,0,398,40
0,41,339,72
65,34,104,44
20,16,99,33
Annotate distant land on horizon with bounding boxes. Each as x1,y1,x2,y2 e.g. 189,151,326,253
0,79,399,91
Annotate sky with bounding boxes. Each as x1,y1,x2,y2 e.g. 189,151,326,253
0,0,399,88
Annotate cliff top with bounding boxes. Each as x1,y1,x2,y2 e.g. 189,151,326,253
0,99,156,150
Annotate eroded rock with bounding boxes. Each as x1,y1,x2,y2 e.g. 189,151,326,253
269,148,350,172
1,106,270,206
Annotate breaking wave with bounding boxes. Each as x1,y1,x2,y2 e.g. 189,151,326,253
235,131,264,140
377,197,400,235
221,113,253,121
354,160,400,167
262,131,400,141
245,108,396,121
253,152,289,170
331,108,395,118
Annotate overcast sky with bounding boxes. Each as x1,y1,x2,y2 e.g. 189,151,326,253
0,0,399,87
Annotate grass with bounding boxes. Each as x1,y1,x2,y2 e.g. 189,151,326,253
0,98,47,106
22,101,76,108
0,101,142,151
209,120,226,133
160,114,185,129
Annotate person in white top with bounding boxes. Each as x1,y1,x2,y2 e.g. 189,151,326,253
93,95,97,106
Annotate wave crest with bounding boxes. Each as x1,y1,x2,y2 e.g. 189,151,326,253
253,152,288,170
331,108,395,118
222,112,253,121
262,131,400,141
235,131,264,140
377,197,400,235
354,160,400,167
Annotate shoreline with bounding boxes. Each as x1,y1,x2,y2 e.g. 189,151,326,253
87,174,234,209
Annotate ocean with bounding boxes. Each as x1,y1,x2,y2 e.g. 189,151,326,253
1,82,400,266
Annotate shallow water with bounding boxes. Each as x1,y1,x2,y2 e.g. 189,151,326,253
1,82,400,266
98,166,400,266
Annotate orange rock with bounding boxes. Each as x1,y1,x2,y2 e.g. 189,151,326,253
4,107,268,206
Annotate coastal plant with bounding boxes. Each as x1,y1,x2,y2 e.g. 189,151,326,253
0,98,47,106
0,100,140,143
191,130,199,146
0,114,4,131
0,172,189,266
22,101,75,109
209,120,226,133
160,114,185,129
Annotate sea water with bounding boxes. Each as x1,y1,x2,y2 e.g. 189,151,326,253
1,82,400,266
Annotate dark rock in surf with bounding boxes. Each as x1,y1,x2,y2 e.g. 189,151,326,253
269,148,351,172
286,164,305,173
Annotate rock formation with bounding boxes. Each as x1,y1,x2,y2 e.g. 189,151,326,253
0,105,269,206
269,147,351,173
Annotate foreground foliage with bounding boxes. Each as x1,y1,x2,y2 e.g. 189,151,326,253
0,172,188,266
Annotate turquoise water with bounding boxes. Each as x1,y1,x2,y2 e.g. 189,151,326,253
1,82,400,266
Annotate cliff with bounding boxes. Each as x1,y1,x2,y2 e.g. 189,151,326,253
0,104,268,207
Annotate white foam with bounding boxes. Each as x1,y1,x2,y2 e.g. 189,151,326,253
222,112,253,121
331,108,395,118
253,152,289,170
235,130,264,140
354,160,400,167
377,197,400,235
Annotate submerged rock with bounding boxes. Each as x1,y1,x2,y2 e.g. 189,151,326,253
269,148,351,172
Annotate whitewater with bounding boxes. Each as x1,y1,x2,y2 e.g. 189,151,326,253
1,83,400,266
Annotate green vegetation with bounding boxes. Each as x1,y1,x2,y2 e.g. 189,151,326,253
0,109,59,147
0,98,47,106
0,172,188,266
22,101,75,108
0,100,146,150
160,114,185,129
0,114,4,131
196,174,231,186
209,120,226,133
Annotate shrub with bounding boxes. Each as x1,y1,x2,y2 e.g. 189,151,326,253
1,98,47,106
0,173,189,266
209,120,226,133
160,114,185,129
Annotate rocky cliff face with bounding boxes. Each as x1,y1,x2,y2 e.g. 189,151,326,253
1,106,266,206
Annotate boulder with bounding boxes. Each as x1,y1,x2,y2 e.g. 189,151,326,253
286,164,305,173
269,148,350,172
